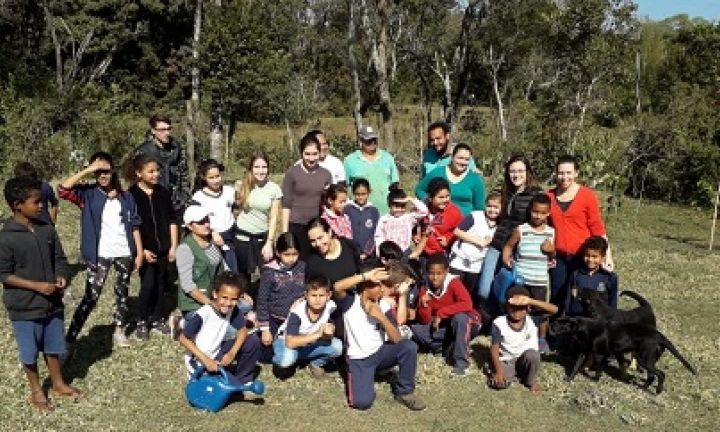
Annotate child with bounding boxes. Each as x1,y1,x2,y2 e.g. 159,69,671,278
179,271,262,385
410,253,481,376
564,236,618,316
59,152,143,348
345,178,379,261
489,286,557,393
374,184,428,257
272,275,343,377
129,154,179,341
450,191,501,301
378,241,421,322
192,159,238,272
379,261,418,332
0,176,84,412
176,205,228,322
14,162,59,226
321,183,353,239
422,177,463,256
257,233,306,347
334,264,426,411
502,193,555,353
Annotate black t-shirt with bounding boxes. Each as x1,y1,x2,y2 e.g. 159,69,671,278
305,237,361,286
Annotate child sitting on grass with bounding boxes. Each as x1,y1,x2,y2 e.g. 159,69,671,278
179,272,262,385
489,286,557,394
564,236,618,316
272,275,343,378
334,264,426,411
411,253,481,377
0,176,84,412
379,260,418,330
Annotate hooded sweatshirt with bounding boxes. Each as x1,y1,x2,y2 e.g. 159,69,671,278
256,259,306,331
0,219,69,320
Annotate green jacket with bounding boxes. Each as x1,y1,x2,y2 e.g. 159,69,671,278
177,235,224,313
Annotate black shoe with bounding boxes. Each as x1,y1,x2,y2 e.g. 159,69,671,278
135,321,150,341
394,393,427,411
151,319,171,336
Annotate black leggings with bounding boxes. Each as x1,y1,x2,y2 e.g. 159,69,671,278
289,222,312,260
138,254,168,323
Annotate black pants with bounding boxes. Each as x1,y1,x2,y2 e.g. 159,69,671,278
449,268,481,308
138,254,168,323
67,256,133,343
289,222,312,260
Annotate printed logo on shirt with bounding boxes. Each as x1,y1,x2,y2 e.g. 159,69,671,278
365,219,374,228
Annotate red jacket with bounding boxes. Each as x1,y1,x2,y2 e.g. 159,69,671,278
416,274,479,324
423,202,463,255
547,186,606,256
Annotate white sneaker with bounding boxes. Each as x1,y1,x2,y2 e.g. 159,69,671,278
113,330,130,348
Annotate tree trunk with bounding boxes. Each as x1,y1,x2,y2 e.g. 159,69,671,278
635,50,642,115
209,0,223,160
347,0,363,133
492,67,507,142
42,3,63,93
376,0,394,151
188,0,202,173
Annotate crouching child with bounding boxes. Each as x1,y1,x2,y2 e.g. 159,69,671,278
179,272,262,386
490,286,558,394
334,265,426,411
272,275,343,378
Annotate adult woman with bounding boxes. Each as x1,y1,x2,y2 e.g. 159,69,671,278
235,151,282,282
415,143,486,216
477,155,543,307
281,133,333,259
305,218,361,287
547,155,613,309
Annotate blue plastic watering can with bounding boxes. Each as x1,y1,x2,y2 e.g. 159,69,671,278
185,366,265,412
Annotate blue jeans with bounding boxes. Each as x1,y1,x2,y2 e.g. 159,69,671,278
272,337,343,368
477,247,501,301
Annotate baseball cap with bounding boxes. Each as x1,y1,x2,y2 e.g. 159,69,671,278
183,205,211,227
358,125,379,141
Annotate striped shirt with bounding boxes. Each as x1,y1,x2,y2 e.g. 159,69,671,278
514,223,554,287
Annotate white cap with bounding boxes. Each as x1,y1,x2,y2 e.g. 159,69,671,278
358,125,379,141
183,205,210,227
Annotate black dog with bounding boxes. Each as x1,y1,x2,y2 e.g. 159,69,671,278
575,288,656,327
552,316,697,393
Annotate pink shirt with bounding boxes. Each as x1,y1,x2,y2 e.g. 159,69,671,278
374,198,428,252
322,207,353,240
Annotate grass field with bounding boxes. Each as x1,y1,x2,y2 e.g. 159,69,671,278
0,194,718,431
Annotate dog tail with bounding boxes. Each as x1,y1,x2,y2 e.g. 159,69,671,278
659,332,698,375
620,290,651,307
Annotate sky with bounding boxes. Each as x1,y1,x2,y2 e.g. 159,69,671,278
635,0,720,21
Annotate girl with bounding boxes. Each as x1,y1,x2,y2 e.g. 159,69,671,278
59,152,143,348
449,191,502,302
191,159,238,272
128,154,178,341
477,155,544,304
256,233,306,348
345,178,380,261
374,185,428,257
281,132,333,259
422,177,463,256
235,151,282,283
321,184,352,239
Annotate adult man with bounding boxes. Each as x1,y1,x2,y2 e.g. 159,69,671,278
134,114,191,218
343,125,399,215
421,121,476,178
309,129,346,186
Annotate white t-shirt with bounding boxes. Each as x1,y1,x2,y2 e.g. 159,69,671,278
491,315,539,362
98,198,131,258
320,154,346,184
338,292,394,360
449,211,496,273
277,299,336,338
192,186,236,233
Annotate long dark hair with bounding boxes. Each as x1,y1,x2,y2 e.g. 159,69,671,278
501,154,538,202
193,158,225,193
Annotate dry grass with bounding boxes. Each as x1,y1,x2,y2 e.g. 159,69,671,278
0,192,718,431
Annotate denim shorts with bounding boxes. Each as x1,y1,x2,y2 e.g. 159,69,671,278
11,312,67,365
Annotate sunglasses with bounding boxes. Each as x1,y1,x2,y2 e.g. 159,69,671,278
154,126,173,132
192,217,211,225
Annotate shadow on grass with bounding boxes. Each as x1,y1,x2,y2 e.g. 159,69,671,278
655,233,707,250
63,324,114,383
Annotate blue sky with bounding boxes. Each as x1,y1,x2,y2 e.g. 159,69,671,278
636,0,720,21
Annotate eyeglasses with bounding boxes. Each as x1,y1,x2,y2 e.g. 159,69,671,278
509,169,526,174
154,126,172,132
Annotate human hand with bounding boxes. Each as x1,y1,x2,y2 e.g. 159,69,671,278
397,280,411,296
541,238,554,254
219,352,235,367
507,295,531,307
241,293,254,307
35,282,56,295
86,158,112,174
420,292,431,308
212,231,224,247
143,249,157,264
491,370,509,388
168,246,177,263
503,257,513,268
203,357,219,373
261,242,274,263
363,299,384,321
432,316,442,331
602,256,615,272
321,323,335,339
438,236,449,247
363,268,389,284
479,235,493,247
261,330,273,346
55,277,67,290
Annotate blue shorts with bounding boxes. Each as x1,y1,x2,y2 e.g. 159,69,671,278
11,313,67,365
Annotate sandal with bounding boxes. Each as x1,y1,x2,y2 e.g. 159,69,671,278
50,386,86,400
28,390,54,413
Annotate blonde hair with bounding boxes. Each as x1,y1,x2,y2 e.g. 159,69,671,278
236,151,270,210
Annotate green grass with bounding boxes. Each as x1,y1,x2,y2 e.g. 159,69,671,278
1,196,719,431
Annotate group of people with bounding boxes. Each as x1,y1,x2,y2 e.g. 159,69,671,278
0,115,618,413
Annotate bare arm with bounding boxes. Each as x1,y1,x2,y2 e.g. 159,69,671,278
281,208,291,233
333,268,389,299
365,299,401,343
179,334,218,372
49,206,58,225
60,159,109,190
219,327,249,366
285,329,324,349
4,275,57,295
508,295,558,316
502,228,520,268
453,227,490,248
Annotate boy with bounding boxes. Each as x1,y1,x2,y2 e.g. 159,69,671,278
502,193,555,353
272,275,343,378
410,253,481,377
179,271,262,385
564,236,618,316
0,176,84,412
489,286,558,394
334,264,426,411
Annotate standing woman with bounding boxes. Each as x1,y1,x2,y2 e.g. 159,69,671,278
415,143,486,216
477,155,543,306
281,133,333,259
305,218,361,287
234,151,283,283
547,155,613,310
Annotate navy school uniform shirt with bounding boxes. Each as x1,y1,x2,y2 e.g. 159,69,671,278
182,304,246,367
564,267,618,316
345,201,380,258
